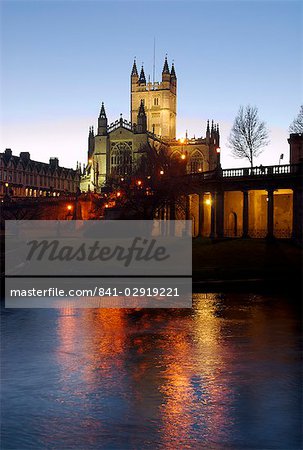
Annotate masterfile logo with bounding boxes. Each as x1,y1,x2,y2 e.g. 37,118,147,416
5,220,192,308
25,237,170,267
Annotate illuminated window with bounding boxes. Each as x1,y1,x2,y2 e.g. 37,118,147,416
110,142,133,176
189,151,204,173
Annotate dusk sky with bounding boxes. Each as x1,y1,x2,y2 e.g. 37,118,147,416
1,0,302,169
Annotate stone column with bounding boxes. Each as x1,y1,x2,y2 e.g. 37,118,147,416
292,188,303,243
242,190,249,238
266,189,274,239
198,193,204,237
215,191,224,238
210,193,216,238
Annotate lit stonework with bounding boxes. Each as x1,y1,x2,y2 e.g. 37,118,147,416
0,149,80,198
131,57,176,140
81,57,221,192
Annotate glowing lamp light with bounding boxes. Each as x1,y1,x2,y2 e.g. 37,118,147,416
216,147,221,154
179,138,185,143
105,203,109,208
181,154,186,160
116,191,121,197
5,182,9,187
160,170,164,175
205,198,211,206
88,159,93,164
147,175,151,179
137,180,142,186
67,204,72,211
198,168,202,172
121,177,124,181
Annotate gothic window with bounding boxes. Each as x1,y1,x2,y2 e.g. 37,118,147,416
154,97,159,106
110,141,133,176
171,150,182,160
189,151,204,173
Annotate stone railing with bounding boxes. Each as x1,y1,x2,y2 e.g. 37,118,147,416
107,118,133,133
222,163,300,178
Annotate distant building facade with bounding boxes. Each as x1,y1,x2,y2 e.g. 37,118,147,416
0,149,80,198
288,133,303,164
81,57,221,192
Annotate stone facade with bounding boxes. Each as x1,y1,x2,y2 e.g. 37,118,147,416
288,133,303,164
81,58,221,192
131,57,176,140
0,149,80,198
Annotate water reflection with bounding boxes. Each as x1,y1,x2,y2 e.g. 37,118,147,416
1,293,302,449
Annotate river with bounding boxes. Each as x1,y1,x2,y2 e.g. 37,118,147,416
1,292,302,449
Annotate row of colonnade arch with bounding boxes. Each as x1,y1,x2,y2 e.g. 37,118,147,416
160,188,295,239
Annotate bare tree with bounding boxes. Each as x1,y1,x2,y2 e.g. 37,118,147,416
228,105,270,168
289,105,303,133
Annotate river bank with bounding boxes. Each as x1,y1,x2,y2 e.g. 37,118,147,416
192,238,302,291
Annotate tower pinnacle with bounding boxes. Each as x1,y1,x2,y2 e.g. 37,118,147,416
170,62,176,79
138,65,146,85
131,58,138,77
162,56,170,74
137,99,147,133
98,102,108,135
99,102,107,119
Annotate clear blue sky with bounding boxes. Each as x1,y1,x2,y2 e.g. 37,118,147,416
1,0,302,168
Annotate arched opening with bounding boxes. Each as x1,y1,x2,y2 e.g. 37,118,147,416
110,142,133,176
170,150,182,160
224,191,243,237
189,151,204,173
228,212,238,237
274,189,293,238
248,190,268,238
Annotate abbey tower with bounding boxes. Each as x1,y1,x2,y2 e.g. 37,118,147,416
80,56,220,192
130,57,176,140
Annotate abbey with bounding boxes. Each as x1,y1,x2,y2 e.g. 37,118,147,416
81,57,221,192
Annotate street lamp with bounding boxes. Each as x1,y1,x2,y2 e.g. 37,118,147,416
66,204,73,220
160,170,164,175
4,182,10,199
